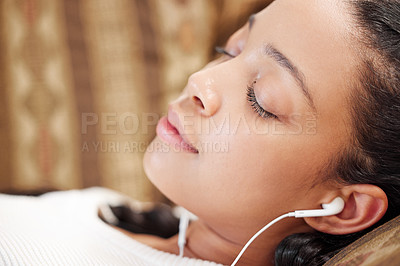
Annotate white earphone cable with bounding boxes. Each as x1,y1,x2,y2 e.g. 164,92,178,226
178,210,190,257
231,213,292,266
177,198,343,265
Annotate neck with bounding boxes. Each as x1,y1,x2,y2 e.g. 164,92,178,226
124,217,311,265
180,220,277,265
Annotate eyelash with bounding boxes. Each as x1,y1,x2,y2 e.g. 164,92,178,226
215,47,278,120
247,84,278,120
215,46,236,58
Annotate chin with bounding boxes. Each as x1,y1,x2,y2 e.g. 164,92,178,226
143,137,163,186
143,137,187,202
144,134,200,177
145,137,211,211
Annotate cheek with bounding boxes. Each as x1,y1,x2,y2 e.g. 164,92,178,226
184,135,308,223
143,122,332,226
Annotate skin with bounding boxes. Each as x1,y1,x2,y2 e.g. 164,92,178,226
130,0,385,265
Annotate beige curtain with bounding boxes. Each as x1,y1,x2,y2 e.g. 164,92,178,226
0,0,270,201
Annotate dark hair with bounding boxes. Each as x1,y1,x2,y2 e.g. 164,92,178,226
275,0,400,265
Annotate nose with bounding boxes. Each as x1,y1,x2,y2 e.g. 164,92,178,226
186,72,221,117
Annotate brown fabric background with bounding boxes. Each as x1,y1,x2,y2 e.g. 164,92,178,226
0,0,270,201
324,215,400,266
2,1,400,264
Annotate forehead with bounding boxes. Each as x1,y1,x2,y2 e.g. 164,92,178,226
252,0,359,111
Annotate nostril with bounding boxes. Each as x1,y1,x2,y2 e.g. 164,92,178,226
192,96,205,109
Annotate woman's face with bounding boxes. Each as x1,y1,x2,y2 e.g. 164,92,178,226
144,0,358,238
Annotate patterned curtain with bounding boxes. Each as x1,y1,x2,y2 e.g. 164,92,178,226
0,0,270,201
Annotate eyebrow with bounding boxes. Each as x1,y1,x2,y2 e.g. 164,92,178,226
249,15,316,111
264,44,316,111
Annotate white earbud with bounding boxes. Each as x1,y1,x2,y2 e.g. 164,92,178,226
290,197,345,218
231,197,345,266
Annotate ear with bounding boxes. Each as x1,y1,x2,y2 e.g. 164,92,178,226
304,184,388,235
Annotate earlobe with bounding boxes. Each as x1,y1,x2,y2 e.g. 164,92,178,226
305,184,388,235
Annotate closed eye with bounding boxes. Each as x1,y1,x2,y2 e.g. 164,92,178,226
215,46,236,58
246,84,278,120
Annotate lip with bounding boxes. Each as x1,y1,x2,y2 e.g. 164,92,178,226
156,115,199,154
